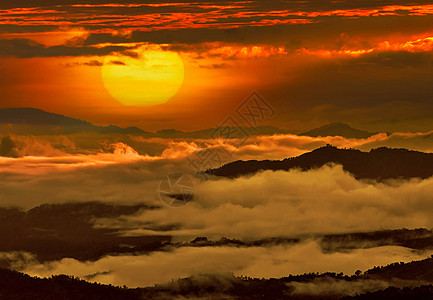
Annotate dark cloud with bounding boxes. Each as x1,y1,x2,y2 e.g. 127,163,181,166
84,59,103,66
2,1,433,47
354,51,433,68
1,0,433,11
119,50,139,58
81,15,433,46
0,136,18,157
198,63,230,69
254,48,433,132
0,38,132,58
64,59,103,67
109,60,126,65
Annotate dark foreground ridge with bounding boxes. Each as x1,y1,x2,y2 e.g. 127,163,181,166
206,145,433,180
0,268,141,300
4,256,433,299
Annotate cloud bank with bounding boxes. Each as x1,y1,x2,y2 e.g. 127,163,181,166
15,241,432,287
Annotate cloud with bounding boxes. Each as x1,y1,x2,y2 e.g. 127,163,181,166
287,277,426,297
16,241,433,287
198,63,230,69
64,60,103,67
0,131,432,223
108,60,125,65
0,251,38,270
94,165,433,241
0,133,431,289
0,38,134,58
348,50,433,69
0,135,72,157
2,2,433,36
0,140,199,209
2,1,433,57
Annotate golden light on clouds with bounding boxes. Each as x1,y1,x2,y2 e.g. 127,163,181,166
101,45,184,106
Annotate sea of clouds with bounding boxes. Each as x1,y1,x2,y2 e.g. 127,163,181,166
0,131,432,288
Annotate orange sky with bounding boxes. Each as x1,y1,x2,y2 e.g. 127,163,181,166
1,1,433,132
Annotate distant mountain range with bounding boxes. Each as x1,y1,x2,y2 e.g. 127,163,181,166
300,122,378,139
0,108,289,137
154,122,379,139
206,145,433,180
0,108,145,134
0,107,382,138
154,125,291,139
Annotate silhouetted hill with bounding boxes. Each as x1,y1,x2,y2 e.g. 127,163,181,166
0,108,90,127
344,285,433,300
172,228,433,251
206,145,433,180
320,228,433,252
364,256,433,282
0,108,145,134
342,257,433,299
0,268,141,300
301,123,377,139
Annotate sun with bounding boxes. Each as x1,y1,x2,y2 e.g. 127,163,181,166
101,45,184,106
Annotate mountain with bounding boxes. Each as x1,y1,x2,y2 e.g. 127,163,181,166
152,123,380,140
320,228,433,252
0,268,141,299
205,145,433,180
0,108,145,134
301,123,378,139
0,108,294,137
154,126,292,139
0,108,385,140
344,286,433,300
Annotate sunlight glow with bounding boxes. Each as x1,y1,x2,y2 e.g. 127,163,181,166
102,45,184,106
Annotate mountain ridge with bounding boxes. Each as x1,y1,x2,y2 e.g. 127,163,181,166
0,108,145,134
301,122,378,139
0,107,383,139
205,145,433,180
